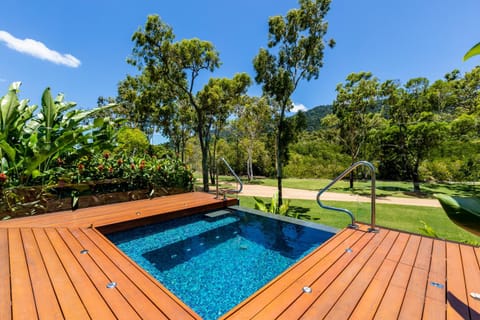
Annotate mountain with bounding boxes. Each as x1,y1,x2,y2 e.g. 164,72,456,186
300,104,333,131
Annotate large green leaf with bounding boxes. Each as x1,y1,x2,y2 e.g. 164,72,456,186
0,138,16,163
434,194,480,236
464,42,480,61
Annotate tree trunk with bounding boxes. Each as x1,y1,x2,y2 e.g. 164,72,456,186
247,148,253,181
201,146,209,192
349,157,355,189
276,116,284,209
209,143,216,186
412,160,421,193
197,122,209,193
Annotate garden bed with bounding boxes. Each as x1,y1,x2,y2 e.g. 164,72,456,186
0,182,190,220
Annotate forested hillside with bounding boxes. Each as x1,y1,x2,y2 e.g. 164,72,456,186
302,104,333,131
178,68,479,192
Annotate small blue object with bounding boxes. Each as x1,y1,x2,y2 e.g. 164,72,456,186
430,281,444,289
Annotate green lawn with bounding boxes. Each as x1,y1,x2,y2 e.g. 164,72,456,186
195,173,479,198
238,195,480,244
246,177,479,198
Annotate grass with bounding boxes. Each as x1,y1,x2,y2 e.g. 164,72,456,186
238,195,480,244
245,177,479,198
195,172,479,198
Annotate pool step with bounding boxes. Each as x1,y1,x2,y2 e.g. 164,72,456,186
205,210,232,219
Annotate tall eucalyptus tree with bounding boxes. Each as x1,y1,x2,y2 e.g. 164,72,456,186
128,15,250,191
253,0,334,207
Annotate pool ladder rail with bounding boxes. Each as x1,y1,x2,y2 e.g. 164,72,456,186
317,161,378,233
215,157,243,200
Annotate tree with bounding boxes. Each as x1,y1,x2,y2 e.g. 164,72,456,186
382,78,448,192
330,72,381,188
196,74,251,185
164,98,194,162
115,127,150,154
236,96,272,181
128,15,249,191
253,0,334,207
116,72,175,142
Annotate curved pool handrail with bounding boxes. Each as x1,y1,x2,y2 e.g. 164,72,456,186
317,160,378,232
215,157,243,200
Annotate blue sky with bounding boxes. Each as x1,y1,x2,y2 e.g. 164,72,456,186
1,0,480,115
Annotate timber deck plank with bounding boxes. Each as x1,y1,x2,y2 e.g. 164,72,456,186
1,191,480,319
222,227,480,320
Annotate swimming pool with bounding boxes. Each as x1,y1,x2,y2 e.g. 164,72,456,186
107,206,336,319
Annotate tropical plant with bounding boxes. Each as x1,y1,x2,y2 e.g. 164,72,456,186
419,220,439,238
434,193,480,237
0,82,116,186
254,193,290,215
464,42,480,61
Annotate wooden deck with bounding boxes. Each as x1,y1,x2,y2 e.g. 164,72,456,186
1,191,480,319
221,225,480,320
0,192,237,320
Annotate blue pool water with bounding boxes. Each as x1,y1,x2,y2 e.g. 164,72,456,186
107,207,336,319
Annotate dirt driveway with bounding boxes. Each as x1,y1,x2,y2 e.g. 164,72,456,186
239,184,441,208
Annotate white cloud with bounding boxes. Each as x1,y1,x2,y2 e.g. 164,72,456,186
0,30,81,68
291,102,308,113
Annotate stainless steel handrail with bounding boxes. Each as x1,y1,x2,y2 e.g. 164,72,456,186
215,157,243,200
316,161,378,232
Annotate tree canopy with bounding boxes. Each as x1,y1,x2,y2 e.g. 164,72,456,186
253,0,334,208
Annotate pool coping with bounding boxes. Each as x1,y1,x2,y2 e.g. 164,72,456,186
228,205,339,234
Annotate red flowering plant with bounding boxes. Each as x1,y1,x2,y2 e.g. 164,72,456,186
61,151,194,196
0,173,8,187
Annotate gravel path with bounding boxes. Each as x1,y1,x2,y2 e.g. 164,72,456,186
238,184,441,208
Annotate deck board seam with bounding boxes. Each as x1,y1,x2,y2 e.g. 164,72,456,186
277,230,368,319
371,233,412,319
87,227,201,319
55,228,121,320
10,228,39,319
79,227,172,320
326,230,400,319
299,229,389,319
27,228,65,319
71,228,150,319
348,230,401,319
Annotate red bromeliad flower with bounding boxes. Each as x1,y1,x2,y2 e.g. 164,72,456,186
139,160,146,170
103,152,110,160
130,163,135,170
77,163,85,172
0,173,7,184
109,166,113,174
117,158,123,166
98,164,104,171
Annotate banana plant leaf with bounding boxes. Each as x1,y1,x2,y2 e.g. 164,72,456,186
464,42,480,61
434,194,480,236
